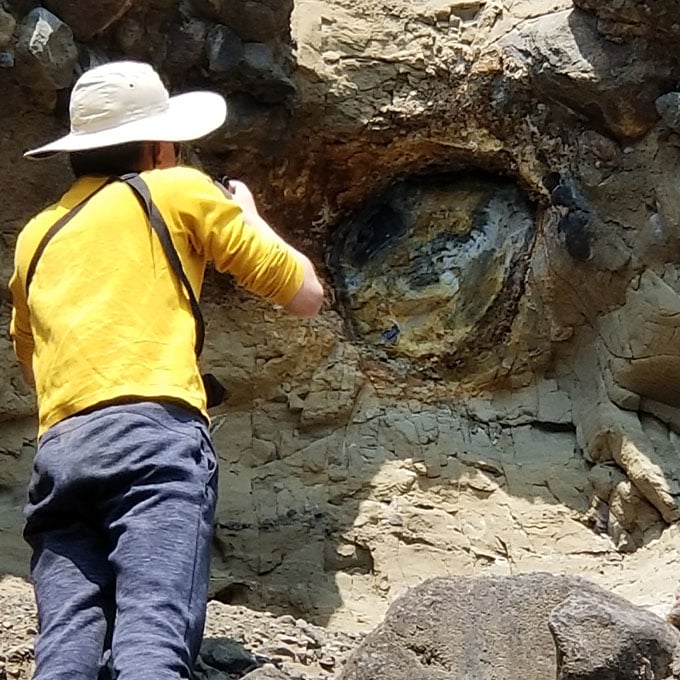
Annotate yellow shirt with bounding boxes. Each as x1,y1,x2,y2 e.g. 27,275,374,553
9,166,304,436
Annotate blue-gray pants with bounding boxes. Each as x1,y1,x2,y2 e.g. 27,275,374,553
23,401,218,680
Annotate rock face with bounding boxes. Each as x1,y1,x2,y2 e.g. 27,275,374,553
500,9,676,140
330,176,535,373
1,0,680,637
574,0,680,44
339,574,680,680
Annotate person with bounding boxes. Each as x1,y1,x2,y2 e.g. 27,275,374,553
8,60,324,680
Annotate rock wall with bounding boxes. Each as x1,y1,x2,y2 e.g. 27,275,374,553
1,0,680,629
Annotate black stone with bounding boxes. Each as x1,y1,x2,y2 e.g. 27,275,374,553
380,324,400,345
542,172,561,192
200,637,262,675
349,203,405,266
558,210,592,261
206,23,244,74
550,184,578,209
0,50,14,68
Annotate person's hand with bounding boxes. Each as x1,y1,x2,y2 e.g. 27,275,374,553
220,178,259,218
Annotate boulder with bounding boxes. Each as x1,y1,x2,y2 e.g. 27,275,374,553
501,9,675,139
43,0,136,42
206,24,244,75
550,591,680,680
340,574,680,680
14,7,77,90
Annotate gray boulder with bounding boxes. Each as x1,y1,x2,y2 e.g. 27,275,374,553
550,591,680,680
339,573,680,680
14,7,77,90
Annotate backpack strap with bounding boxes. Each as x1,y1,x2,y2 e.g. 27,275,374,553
25,178,116,294
24,173,205,358
119,173,205,357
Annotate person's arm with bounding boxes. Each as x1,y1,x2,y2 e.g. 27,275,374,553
8,267,36,388
209,178,324,316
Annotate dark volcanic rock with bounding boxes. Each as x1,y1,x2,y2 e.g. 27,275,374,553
14,7,77,90
206,24,244,75
550,591,680,680
163,14,208,74
191,0,293,43
44,0,136,42
339,574,679,680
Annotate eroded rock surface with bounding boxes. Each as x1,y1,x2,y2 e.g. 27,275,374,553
0,0,680,641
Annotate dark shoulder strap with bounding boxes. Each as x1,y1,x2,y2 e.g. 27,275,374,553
119,173,205,357
25,178,115,294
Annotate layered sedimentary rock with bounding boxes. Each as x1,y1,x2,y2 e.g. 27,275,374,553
1,0,680,634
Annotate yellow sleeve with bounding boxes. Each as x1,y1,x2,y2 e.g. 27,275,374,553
178,170,305,306
8,262,35,368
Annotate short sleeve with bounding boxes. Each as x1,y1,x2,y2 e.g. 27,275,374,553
8,257,35,366
173,169,305,306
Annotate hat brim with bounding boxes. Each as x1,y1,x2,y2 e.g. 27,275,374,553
24,91,227,159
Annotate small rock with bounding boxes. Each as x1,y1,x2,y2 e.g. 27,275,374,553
262,643,298,660
76,44,109,76
0,50,14,68
14,7,77,90
206,24,244,74
192,0,293,42
276,634,300,644
558,210,592,262
200,638,260,675
655,92,680,131
241,666,292,680
318,656,335,670
164,15,207,74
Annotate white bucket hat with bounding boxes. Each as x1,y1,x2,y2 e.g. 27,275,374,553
25,61,227,158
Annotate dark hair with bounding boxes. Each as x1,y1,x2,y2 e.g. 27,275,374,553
69,141,150,178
